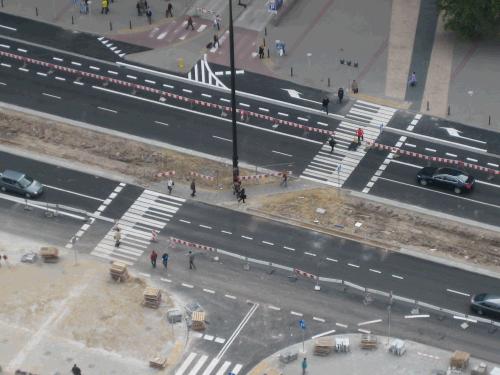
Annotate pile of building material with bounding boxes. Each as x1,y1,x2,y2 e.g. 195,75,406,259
143,287,162,309
360,334,378,350
109,261,129,282
314,336,334,356
191,311,206,331
149,356,167,370
39,246,59,263
450,351,470,371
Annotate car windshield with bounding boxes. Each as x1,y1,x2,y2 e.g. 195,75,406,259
18,175,34,188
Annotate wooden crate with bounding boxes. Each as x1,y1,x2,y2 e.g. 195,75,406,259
39,246,59,263
360,334,378,350
110,261,129,282
191,311,206,331
314,336,334,356
450,351,470,370
143,287,162,309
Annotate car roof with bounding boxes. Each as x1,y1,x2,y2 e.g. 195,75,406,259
2,170,25,180
483,294,500,304
436,167,467,176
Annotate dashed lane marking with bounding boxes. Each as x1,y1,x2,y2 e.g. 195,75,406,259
446,289,470,297
98,106,118,114
154,120,169,126
221,230,232,235
336,322,348,328
290,311,303,317
161,278,172,283
203,288,215,294
42,93,61,99
262,241,274,246
199,224,212,229
272,150,293,157
304,251,317,257
224,294,237,300
326,257,338,262
313,317,326,323
369,268,382,274
241,235,253,240
392,274,404,280
268,305,281,311
347,263,360,268
182,283,194,288
283,246,295,251
179,219,191,224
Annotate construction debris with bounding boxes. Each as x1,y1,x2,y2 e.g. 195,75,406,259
143,287,162,309
39,246,59,263
109,261,129,282
450,350,470,370
314,336,334,356
149,356,167,369
191,311,206,331
360,334,378,350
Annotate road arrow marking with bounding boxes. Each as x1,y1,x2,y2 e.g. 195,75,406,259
439,127,487,144
282,88,322,105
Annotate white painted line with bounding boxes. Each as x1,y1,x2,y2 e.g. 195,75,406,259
466,157,478,163
163,83,174,89
405,143,417,147
0,44,10,49
202,93,212,98
98,106,118,114
221,230,232,235
358,319,382,326
1,63,11,68
453,315,477,323
108,70,118,75
326,257,338,262
262,241,274,246
313,317,326,323
89,65,100,70
487,163,499,168
283,246,295,251
311,329,336,339
17,48,27,53
297,116,309,122
268,305,281,311
214,337,226,344
239,102,250,107
154,120,169,126
369,268,382,274
225,294,237,300
213,135,232,142
145,79,156,84
220,98,231,103
446,289,470,297
73,81,84,86
241,235,253,240
199,224,212,229
425,148,436,152
304,251,317,257
138,272,151,278
183,89,193,93
55,76,66,81
259,107,269,112
160,278,172,283
278,112,289,117
404,314,430,319
175,352,197,375
203,288,215,294
182,283,194,289
446,153,457,157
71,61,82,66
335,322,348,328
358,328,371,334
18,67,29,72
42,93,61,100
44,184,105,202
271,150,293,157
204,335,214,341
392,274,404,280
179,219,191,224
0,24,17,31
126,75,137,80
290,311,303,317
317,121,328,126
347,263,360,268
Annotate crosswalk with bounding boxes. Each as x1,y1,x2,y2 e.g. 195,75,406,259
91,189,185,265
175,352,243,375
147,19,210,44
300,100,397,187
188,54,228,89
97,36,126,58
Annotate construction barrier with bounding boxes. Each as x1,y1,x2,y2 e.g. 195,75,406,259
0,51,335,137
238,171,291,181
368,141,500,176
293,267,318,281
151,229,159,242
156,170,176,178
196,7,216,15
170,237,216,252
189,171,215,181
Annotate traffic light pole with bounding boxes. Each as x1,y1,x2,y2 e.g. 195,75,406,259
229,0,239,179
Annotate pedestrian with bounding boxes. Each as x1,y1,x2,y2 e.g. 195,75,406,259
258,45,264,59
379,123,384,133
348,136,359,151
72,364,82,375
84,0,89,14
167,178,174,195
136,0,142,16
162,252,169,270
114,227,121,248
186,16,195,30
190,179,196,197
302,357,307,375
328,135,336,153
281,171,288,187
213,14,221,31
101,0,106,14
188,250,196,270
337,87,344,103
233,179,241,196
351,79,359,94
322,97,329,114
356,127,364,144
146,7,152,24
409,71,417,87
150,250,158,268
165,2,173,17
213,34,219,48
237,188,247,203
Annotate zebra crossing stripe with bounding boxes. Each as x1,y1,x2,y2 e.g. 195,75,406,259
175,352,197,375
215,361,231,375
188,355,208,375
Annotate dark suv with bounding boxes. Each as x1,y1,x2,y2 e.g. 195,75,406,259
470,294,500,319
0,170,44,198
416,167,474,194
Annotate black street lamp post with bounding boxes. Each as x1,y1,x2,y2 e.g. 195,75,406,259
229,0,239,180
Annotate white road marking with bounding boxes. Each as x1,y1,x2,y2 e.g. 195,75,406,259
335,322,348,328
358,319,382,326
0,24,17,31
259,107,269,112
44,184,104,201
97,106,117,114
52,57,63,61
89,65,100,70
317,121,328,126
224,294,237,300
71,61,82,66
213,135,232,142
175,352,197,375
203,288,215,294
214,337,226,344
304,251,317,257
107,70,118,75
358,328,371,334
466,157,478,163
297,116,309,122
404,314,430,319
262,241,274,246
239,102,250,107
453,315,477,323
278,112,289,117
0,44,10,48
425,148,436,152
220,98,231,102
181,283,194,288
268,305,281,311
202,93,212,98
446,153,457,157
326,257,338,262
182,88,193,93
446,289,470,297
126,75,137,79
487,163,499,168
0,82,6,86
163,83,174,89
272,150,293,157
160,277,172,283
347,263,360,268
392,274,404,280
1,63,11,68
313,317,326,323
405,143,417,147
179,219,191,224
73,81,84,86
241,235,253,240
42,93,61,100
203,335,214,341
54,76,66,81
221,230,232,235
283,246,295,251
312,329,336,339
369,268,382,274
199,224,212,229
145,79,156,84
290,311,303,317
17,48,27,53
18,67,29,72
154,120,169,126
36,72,47,76
138,272,151,278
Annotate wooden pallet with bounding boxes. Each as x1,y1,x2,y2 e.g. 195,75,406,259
360,334,378,350
110,261,129,282
39,246,59,263
191,311,206,331
144,287,162,309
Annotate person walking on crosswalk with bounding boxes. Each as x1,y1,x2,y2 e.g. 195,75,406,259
328,135,336,153
150,250,158,268
322,97,329,114
356,127,364,144
188,250,196,270
162,253,169,270
165,2,173,17
114,227,121,247
186,16,195,30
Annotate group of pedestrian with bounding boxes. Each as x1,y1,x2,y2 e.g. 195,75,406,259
348,127,364,151
78,0,89,14
233,178,247,203
136,0,152,22
148,249,195,270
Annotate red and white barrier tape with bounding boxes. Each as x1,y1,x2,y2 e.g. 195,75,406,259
189,171,215,181
239,171,292,181
196,7,216,15
156,170,176,178
151,229,159,242
368,141,500,175
293,268,318,281
0,51,334,137
170,237,216,252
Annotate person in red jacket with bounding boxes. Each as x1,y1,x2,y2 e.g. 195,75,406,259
356,128,364,144
150,250,158,268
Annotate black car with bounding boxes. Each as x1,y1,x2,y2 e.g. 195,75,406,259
0,169,44,198
416,167,474,194
470,293,500,319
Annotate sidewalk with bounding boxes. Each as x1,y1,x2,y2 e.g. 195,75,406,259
248,333,500,375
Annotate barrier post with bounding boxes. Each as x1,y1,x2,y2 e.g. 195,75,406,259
24,198,32,211
243,257,250,270
129,20,132,29
35,7,38,16
109,21,112,31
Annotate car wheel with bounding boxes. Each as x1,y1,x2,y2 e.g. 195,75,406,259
454,187,462,194
25,193,31,199
419,179,428,186
0,186,5,192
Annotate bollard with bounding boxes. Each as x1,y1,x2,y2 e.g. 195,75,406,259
35,7,38,16
109,21,112,31
1,0,3,8
447,105,450,116
426,101,429,111
328,77,330,87
243,257,250,271
129,20,132,29
72,15,74,24
267,48,270,58
263,37,265,47
264,27,267,36
489,115,491,125
290,67,293,77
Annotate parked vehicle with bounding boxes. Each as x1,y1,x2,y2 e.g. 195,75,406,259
470,293,500,319
416,166,474,194
0,170,44,198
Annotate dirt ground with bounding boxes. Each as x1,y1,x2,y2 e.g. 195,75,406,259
247,188,500,269
0,250,180,374
0,108,279,189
